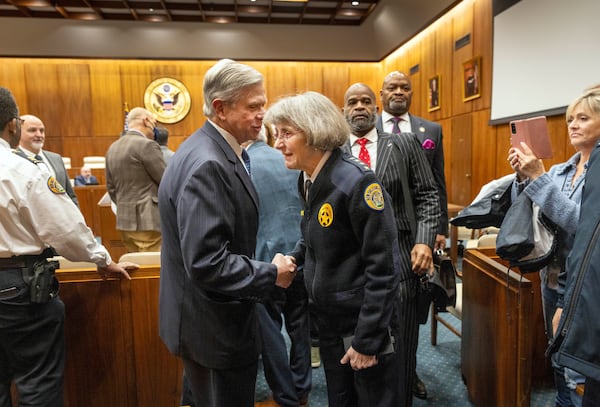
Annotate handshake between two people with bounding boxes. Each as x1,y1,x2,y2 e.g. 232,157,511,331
272,253,297,288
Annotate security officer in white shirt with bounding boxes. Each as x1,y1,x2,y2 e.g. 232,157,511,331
0,87,135,407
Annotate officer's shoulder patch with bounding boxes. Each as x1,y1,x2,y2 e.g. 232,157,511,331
364,183,385,211
47,176,66,194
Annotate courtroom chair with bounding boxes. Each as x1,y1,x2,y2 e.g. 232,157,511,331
463,227,499,250
49,255,97,269
83,156,106,169
62,156,72,169
119,251,161,265
431,281,462,345
430,232,497,345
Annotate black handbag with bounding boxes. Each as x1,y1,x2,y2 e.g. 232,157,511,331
416,250,458,324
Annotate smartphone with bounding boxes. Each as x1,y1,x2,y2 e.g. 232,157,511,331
509,116,553,159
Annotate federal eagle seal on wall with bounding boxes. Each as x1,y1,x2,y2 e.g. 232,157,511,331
144,77,191,124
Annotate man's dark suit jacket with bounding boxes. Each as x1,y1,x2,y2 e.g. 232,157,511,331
376,114,448,236
14,148,79,207
74,175,99,186
158,121,277,369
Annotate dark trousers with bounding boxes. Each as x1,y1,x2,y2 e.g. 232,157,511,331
319,328,402,407
258,276,311,407
0,268,65,407
396,232,418,406
182,357,258,407
180,371,195,407
584,376,600,407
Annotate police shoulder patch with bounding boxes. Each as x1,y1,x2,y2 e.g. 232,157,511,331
364,183,385,211
47,176,66,194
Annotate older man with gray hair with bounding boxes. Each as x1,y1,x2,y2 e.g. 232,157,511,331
158,59,297,407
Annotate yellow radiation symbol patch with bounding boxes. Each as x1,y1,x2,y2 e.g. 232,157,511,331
47,176,66,194
364,183,385,211
318,203,334,227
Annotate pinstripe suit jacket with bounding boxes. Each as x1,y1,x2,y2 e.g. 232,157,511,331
345,131,440,250
376,114,448,235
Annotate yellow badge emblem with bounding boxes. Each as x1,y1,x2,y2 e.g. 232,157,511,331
318,203,334,227
364,183,385,211
47,176,66,194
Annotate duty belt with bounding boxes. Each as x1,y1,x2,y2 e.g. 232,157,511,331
0,249,55,270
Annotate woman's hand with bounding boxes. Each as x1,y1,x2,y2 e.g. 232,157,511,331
508,142,545,181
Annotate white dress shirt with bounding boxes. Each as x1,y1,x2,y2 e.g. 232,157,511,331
381,111,411,134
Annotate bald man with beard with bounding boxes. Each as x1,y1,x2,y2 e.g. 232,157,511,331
343,83,440,405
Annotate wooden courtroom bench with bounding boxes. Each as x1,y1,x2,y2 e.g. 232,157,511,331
461,247,551,407
57,265,183,407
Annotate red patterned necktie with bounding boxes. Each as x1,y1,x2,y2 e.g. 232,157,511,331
391,117,402,134
355,137,371,167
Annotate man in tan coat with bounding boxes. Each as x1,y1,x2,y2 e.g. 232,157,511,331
105,107,166,252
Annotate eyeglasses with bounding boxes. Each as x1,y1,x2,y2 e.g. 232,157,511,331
15,118,24,125
274,129,300,141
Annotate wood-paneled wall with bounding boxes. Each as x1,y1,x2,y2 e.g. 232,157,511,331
0,0,573,206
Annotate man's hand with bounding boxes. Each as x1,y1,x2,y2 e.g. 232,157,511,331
97,261,137,280
272,253,297,288
340,346,378,371
434,234,447,251
411,243,433,275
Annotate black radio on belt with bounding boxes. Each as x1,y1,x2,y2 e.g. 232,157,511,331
25,259,60,304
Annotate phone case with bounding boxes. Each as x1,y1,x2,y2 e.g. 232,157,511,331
510,116,553,159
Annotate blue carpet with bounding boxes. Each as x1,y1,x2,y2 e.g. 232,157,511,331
256,311,556,406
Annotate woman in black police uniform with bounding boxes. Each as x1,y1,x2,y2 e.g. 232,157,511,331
266,91,404,407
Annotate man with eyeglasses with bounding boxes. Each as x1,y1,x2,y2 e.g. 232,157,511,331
0,87,134,407
105,106,166,252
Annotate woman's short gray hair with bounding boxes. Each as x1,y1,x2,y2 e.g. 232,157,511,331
203,59,264,118
265,91,350,151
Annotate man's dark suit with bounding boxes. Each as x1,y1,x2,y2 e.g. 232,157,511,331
158,121,278,406
345,131,440,406
376,114,448,237
14,148,79,206
74,174,99,186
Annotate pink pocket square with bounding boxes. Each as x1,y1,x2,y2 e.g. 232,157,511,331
422,138,436,150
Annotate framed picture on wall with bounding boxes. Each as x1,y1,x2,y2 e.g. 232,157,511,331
462,56,481,102
428,75,441,112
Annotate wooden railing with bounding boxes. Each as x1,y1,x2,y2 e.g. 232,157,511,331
57,265,183,407
461,247,551,407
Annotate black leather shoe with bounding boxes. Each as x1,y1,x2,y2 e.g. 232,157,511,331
413,375,428,400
